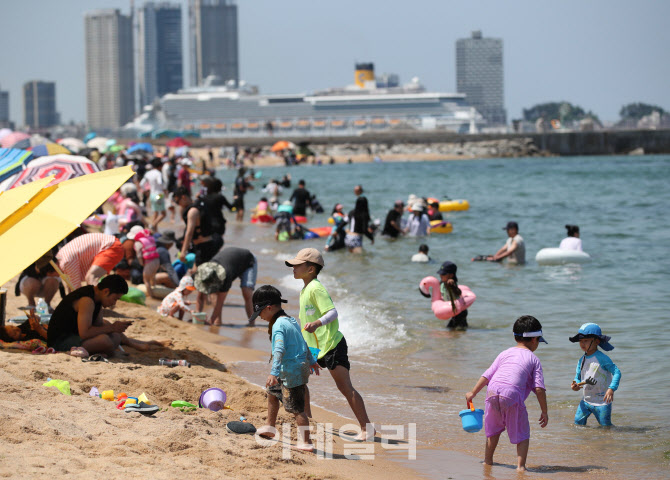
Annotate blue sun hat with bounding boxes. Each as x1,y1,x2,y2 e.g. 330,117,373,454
569,323,614,351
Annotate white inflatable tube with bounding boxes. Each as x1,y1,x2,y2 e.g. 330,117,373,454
535,248,592,266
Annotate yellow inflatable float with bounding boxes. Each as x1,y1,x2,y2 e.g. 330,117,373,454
430,220,453,234
427,198,469,212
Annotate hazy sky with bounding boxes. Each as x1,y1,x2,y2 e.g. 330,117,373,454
1,0,668,125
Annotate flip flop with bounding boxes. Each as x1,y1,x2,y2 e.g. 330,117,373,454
226,421,256,435
255,425,276,439
291,443,315,452
46,347,56,354
32,346,47,355
70,346,89,358
81,354,109,363
124,402,159,415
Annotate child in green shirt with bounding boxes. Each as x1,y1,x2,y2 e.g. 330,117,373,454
285,248,375,441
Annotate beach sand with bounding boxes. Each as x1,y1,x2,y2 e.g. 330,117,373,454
0,276,429,480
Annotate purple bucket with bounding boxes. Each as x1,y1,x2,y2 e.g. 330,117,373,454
199,387,227,412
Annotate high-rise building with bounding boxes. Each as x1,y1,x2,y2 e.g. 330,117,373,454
138,2,183,107
85,9,135,130
456,31,506,125
189,0,238,87
0,87,9,126
23,81,58,129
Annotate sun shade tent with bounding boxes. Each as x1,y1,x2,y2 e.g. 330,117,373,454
0,166,134,287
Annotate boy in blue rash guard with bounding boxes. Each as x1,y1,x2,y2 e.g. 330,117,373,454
569,323,621,426
250,285,320,451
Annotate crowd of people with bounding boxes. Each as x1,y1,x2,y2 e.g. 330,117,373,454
4,146,618,468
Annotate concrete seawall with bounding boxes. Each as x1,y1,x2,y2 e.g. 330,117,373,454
137,128,670,157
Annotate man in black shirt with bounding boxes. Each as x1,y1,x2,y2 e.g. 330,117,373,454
382,200,405,238
47,275,130,355
290,180,311,216
194,247,257,326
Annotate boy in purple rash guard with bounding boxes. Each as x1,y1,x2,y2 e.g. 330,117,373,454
466,315,549,472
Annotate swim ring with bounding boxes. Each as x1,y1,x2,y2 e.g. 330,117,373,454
430,220,453,234
419,276,476,320
438,199,469,212
535,248,592,266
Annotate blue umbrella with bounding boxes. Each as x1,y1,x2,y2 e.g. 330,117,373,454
127,143,154,154
0,148,33,182
83,132,97,143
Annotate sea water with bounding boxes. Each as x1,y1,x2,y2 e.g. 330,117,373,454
216,155,670,477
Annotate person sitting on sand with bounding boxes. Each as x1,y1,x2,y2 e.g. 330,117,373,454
250,285,320,451
157,276,196,320
46,274,167,356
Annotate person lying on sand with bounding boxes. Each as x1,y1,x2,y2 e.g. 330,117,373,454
46,274,170,356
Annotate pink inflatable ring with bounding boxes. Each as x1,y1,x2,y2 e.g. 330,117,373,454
419,276,476,320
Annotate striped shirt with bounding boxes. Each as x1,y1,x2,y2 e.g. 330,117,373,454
56,234,118,289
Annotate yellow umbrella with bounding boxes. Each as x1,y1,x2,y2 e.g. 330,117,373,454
0,176,53,225
0,166,133,286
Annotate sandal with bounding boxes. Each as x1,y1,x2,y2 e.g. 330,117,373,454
82,354,109,363
31,346,47,355
69,346,89,358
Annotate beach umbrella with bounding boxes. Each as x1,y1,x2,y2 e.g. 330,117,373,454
270,140,295,152
0,129,12,142
0,166,134,286
86,137,109,150
29,143,72,158
57,137,86,153
1,132,29,149
174,145,189,157
11,134,51,150
83,132,97,143
166,137,191,148
0,154,99,191
126,143,153,154
105,144,125,154
0,148,33,182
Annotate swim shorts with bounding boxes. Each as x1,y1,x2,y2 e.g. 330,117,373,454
267,380,306,414
344,234,362,249
92,239,124,272
50,334,83,352
150,193,166,213
484,387,530,444
317,337,350,371
193,234,223,266
574,399,612,426
239,256,257,289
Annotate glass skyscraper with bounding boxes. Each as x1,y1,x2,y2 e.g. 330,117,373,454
456,31,506,125
138,2,183,108
23,81,57,129
189,0,238,87
84,9,135,130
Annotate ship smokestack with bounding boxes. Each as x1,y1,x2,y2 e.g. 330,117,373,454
355,62,375,89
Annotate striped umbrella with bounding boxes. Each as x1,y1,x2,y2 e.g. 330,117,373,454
0,131,29,149
0,148,33,182
0,154,99,191
29,143,72,158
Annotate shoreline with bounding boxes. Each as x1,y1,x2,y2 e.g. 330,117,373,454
0,275,431,479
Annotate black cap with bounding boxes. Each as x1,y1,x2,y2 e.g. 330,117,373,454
248,285,287,323
437,261,457,276
503,221,519,231
155,230,177,245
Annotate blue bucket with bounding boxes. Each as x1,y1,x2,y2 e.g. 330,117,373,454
309,347,320,360
459,408,484,432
